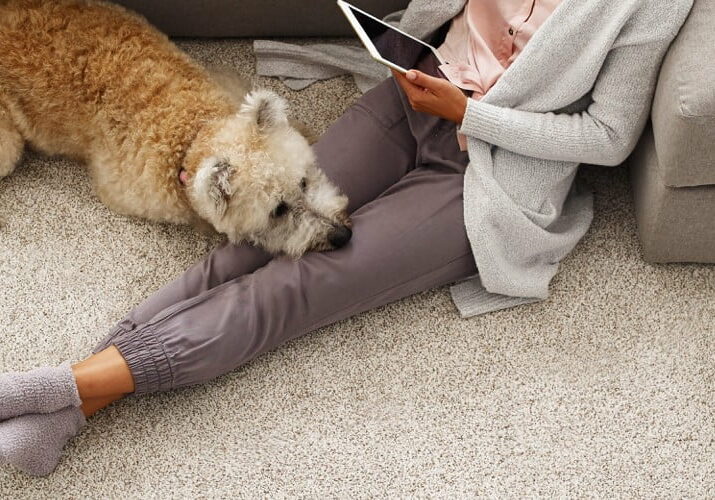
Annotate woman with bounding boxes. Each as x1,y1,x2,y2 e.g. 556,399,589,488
0,0,692,476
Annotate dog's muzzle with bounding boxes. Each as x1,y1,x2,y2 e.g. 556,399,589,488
328,225,352,249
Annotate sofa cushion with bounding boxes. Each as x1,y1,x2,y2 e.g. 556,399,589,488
650,0,715,187
112,0,411,38
630,125,715,263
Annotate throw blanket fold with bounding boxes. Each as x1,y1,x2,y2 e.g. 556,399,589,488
253,40,388,93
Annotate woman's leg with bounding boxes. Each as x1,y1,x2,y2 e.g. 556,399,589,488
70,346,133,416
65,78,421,415
99,78,418,342
73,70,472,404
86,160,476,397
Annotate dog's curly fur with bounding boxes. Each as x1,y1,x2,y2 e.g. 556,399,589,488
0,0,351,256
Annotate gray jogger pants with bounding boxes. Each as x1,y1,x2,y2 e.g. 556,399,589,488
92,74,477,395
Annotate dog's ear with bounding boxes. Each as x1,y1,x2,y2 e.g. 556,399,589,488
195,160,234,216
240,89,289,130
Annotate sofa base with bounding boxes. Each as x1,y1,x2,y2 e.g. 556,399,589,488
629,125,715,264
112,0,411,38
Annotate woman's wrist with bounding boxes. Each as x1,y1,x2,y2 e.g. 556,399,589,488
455,92,468,125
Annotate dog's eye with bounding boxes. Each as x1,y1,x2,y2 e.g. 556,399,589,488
300,178,307,191
272,201,289,218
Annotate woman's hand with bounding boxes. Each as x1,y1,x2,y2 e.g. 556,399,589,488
391,69,468,125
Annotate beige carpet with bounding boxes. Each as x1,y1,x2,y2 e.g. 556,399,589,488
1,39,713,497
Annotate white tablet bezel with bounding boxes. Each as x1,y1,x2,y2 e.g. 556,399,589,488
337,0,446,74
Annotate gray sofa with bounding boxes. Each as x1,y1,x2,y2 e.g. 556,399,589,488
629,0,714,263
114,0,715,264
113,0,410,37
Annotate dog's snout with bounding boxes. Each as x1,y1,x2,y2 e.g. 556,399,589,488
328,225,352,249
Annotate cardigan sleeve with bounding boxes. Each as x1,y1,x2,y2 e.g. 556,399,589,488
458,39,671,166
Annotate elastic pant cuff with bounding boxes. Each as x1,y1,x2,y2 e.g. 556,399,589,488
110,327,174,395
92,324,129,355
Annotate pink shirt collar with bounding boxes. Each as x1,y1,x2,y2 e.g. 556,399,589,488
438,0,563,98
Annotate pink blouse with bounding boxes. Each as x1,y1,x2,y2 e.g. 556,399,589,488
437,0,562,149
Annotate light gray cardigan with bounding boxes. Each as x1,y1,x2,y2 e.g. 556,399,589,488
255,0,693,317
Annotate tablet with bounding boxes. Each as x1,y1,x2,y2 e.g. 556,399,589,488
337,0,447,78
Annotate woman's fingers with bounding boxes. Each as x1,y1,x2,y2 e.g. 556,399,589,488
391,68,460,120
391,70,434,109
390,67,466,124
406,70,447,92
392,69,418,93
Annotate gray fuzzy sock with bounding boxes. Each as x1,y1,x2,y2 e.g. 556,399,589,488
0,362,82,421
0,406,86,476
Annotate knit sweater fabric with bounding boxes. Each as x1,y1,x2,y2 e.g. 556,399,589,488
255,0,693,317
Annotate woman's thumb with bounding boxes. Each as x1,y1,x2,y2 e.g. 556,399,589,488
406,70,440,90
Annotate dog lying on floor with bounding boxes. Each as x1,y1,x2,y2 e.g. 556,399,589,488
0,0,352,256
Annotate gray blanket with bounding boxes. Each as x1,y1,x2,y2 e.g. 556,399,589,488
253,10,405,93
253,40,388,93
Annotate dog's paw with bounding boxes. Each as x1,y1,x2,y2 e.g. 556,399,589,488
0,126,23,178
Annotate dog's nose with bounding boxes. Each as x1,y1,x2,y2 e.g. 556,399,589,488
328,225,352,248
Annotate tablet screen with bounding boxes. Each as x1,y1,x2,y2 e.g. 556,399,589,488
346,5,437,73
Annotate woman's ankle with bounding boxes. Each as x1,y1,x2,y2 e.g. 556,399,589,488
71,345,135,399
80,394,125,417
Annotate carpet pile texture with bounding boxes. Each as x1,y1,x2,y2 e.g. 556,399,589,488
0,39,713,497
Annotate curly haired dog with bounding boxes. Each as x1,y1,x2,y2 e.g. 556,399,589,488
0,0,352,256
